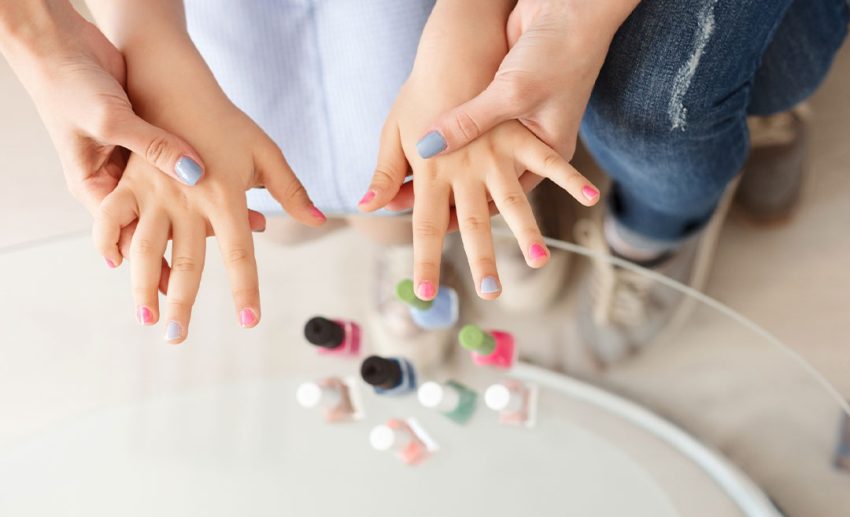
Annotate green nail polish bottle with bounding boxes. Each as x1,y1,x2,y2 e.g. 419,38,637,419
418,380,478,424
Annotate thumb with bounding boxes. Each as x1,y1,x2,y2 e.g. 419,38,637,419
110,112,206,186
415,81,517,159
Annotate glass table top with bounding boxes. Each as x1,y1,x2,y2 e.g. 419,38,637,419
0,230,847,516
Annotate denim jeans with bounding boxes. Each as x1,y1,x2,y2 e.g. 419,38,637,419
580,0,850,245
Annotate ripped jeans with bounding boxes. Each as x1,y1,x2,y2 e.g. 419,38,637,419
580,0,850,244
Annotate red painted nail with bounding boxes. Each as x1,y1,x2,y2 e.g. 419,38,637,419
582,186,600,201
358,190,377,206
240,308,258,328
310,206,326,221
136,306,154,325
105,258,116,269
416,281,436,300
530,243,548,261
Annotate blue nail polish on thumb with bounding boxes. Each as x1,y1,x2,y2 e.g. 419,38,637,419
416,131,447,159
175,156,203,186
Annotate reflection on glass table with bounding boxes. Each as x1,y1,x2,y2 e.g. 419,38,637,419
0,232,847,517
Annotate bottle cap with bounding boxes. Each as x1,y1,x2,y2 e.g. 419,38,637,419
296,382,322,408
396,279,434,310
360,356,403,389
459,324,496,354
417,381,445,408
304,316,345,348
370,425,397,451
485,384,512,411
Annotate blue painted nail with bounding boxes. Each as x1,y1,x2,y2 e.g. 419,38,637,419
416,131,447,159
480,276,501,294
164,321,182,341
175,156,203,186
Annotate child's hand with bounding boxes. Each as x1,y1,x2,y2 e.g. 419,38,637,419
359,0,599,301
92,100,324,343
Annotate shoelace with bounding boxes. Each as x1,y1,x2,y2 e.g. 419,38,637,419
574,219,656,328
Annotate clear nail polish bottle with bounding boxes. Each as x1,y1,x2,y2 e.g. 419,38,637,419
360,355,417,395
296,377,363,423
484,380,538,428
304,316,361,356
370,418,437,466
418,380,478,424
396,279,459,330
458,324,516,369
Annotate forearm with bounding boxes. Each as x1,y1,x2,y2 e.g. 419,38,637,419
0,0,75,64
566,0,641,40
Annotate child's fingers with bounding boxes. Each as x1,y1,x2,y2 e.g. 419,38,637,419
359,121,409,212
412,172,451,301
162,220,206,344
514,135,600,207
488,170,549,268
453,179,501,300
255,142,326,227
130,212,169,326
92,189,138,268
209,204,261,329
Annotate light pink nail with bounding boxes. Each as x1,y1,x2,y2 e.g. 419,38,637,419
582,186,600,201
105,258,116,269
530,244,548,261
358,190,377,206
310,206,326,221
416,281,436,300
240,308,258,328
137,306,154,325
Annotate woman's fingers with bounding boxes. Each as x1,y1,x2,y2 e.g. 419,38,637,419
255,141,326,227
162,220,206,344
359,121,409,212
93,188,138,268
488,169,549,268
209,201,261,329
453,179,501,299
514,134,599,207
130,211,169,326
412,170,451,301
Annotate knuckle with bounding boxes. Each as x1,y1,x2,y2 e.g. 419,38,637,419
166,297,195,310
132,238,157,256
144,136,172,167
224,247,253,265
414,219,442,239
460,215,488,233
499,191,526,209
371,167,397,188
452,111,482,141
171,256,197,273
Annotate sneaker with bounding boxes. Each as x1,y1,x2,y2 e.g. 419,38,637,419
736,104,810,223
573,179,738,366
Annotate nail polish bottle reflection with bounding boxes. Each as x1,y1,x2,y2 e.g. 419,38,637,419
418,380,477,424
360,355,417,395
396,279,459,330
458,324,516,369
296,377,363,423
304,316,361,356
485,380,538,428
370,418,437,466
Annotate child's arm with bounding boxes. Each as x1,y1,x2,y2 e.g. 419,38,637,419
359,0,600,301
85,0,325,341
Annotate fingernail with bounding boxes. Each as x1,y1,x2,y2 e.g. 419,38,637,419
310,206,326,221
582,186,600,201
358,190,377,206
240,308,257,328
105,258,116,269
530,243,548,261
480,276,501,294
416,131,447,159
164,321,182,342
175,156,203,186
136,306,154,325
416,281,436,300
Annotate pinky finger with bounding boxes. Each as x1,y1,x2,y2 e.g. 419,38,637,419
92,189,138,268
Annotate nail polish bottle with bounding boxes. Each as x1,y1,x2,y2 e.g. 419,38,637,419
835,413,850,471
370,418,438,466
396,279,459,330
296,377,363,423
417,380,478,424
360,355,417,395
458,324,516,369
304,316,361,356
485,380,538,428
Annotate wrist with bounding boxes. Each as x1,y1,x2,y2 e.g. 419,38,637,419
561,0,640,38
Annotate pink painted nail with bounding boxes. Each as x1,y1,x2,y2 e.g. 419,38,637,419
530,244,548,261
136,306,154,325
358,190,377,206
240,308,258,328
582,186,600,201
105,258,116,269
310,206,326,221
416,281,436,300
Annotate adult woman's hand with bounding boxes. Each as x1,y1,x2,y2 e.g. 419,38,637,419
0,0,207,214
387,0,640,211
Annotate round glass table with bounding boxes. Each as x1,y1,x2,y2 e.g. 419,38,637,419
0,230,847,516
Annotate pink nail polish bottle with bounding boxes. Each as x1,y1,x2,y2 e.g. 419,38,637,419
484,380,538,428
296,377,363,423
458,324,516,369
304,316,361,356
369,418,438,466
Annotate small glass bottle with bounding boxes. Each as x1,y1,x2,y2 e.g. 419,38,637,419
417,380,477,424
369,418,436,466
304,316,361,356
296,377,362,423
484,380,537,427
360,355,417,395
458,324,516,369
396,279,459,330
